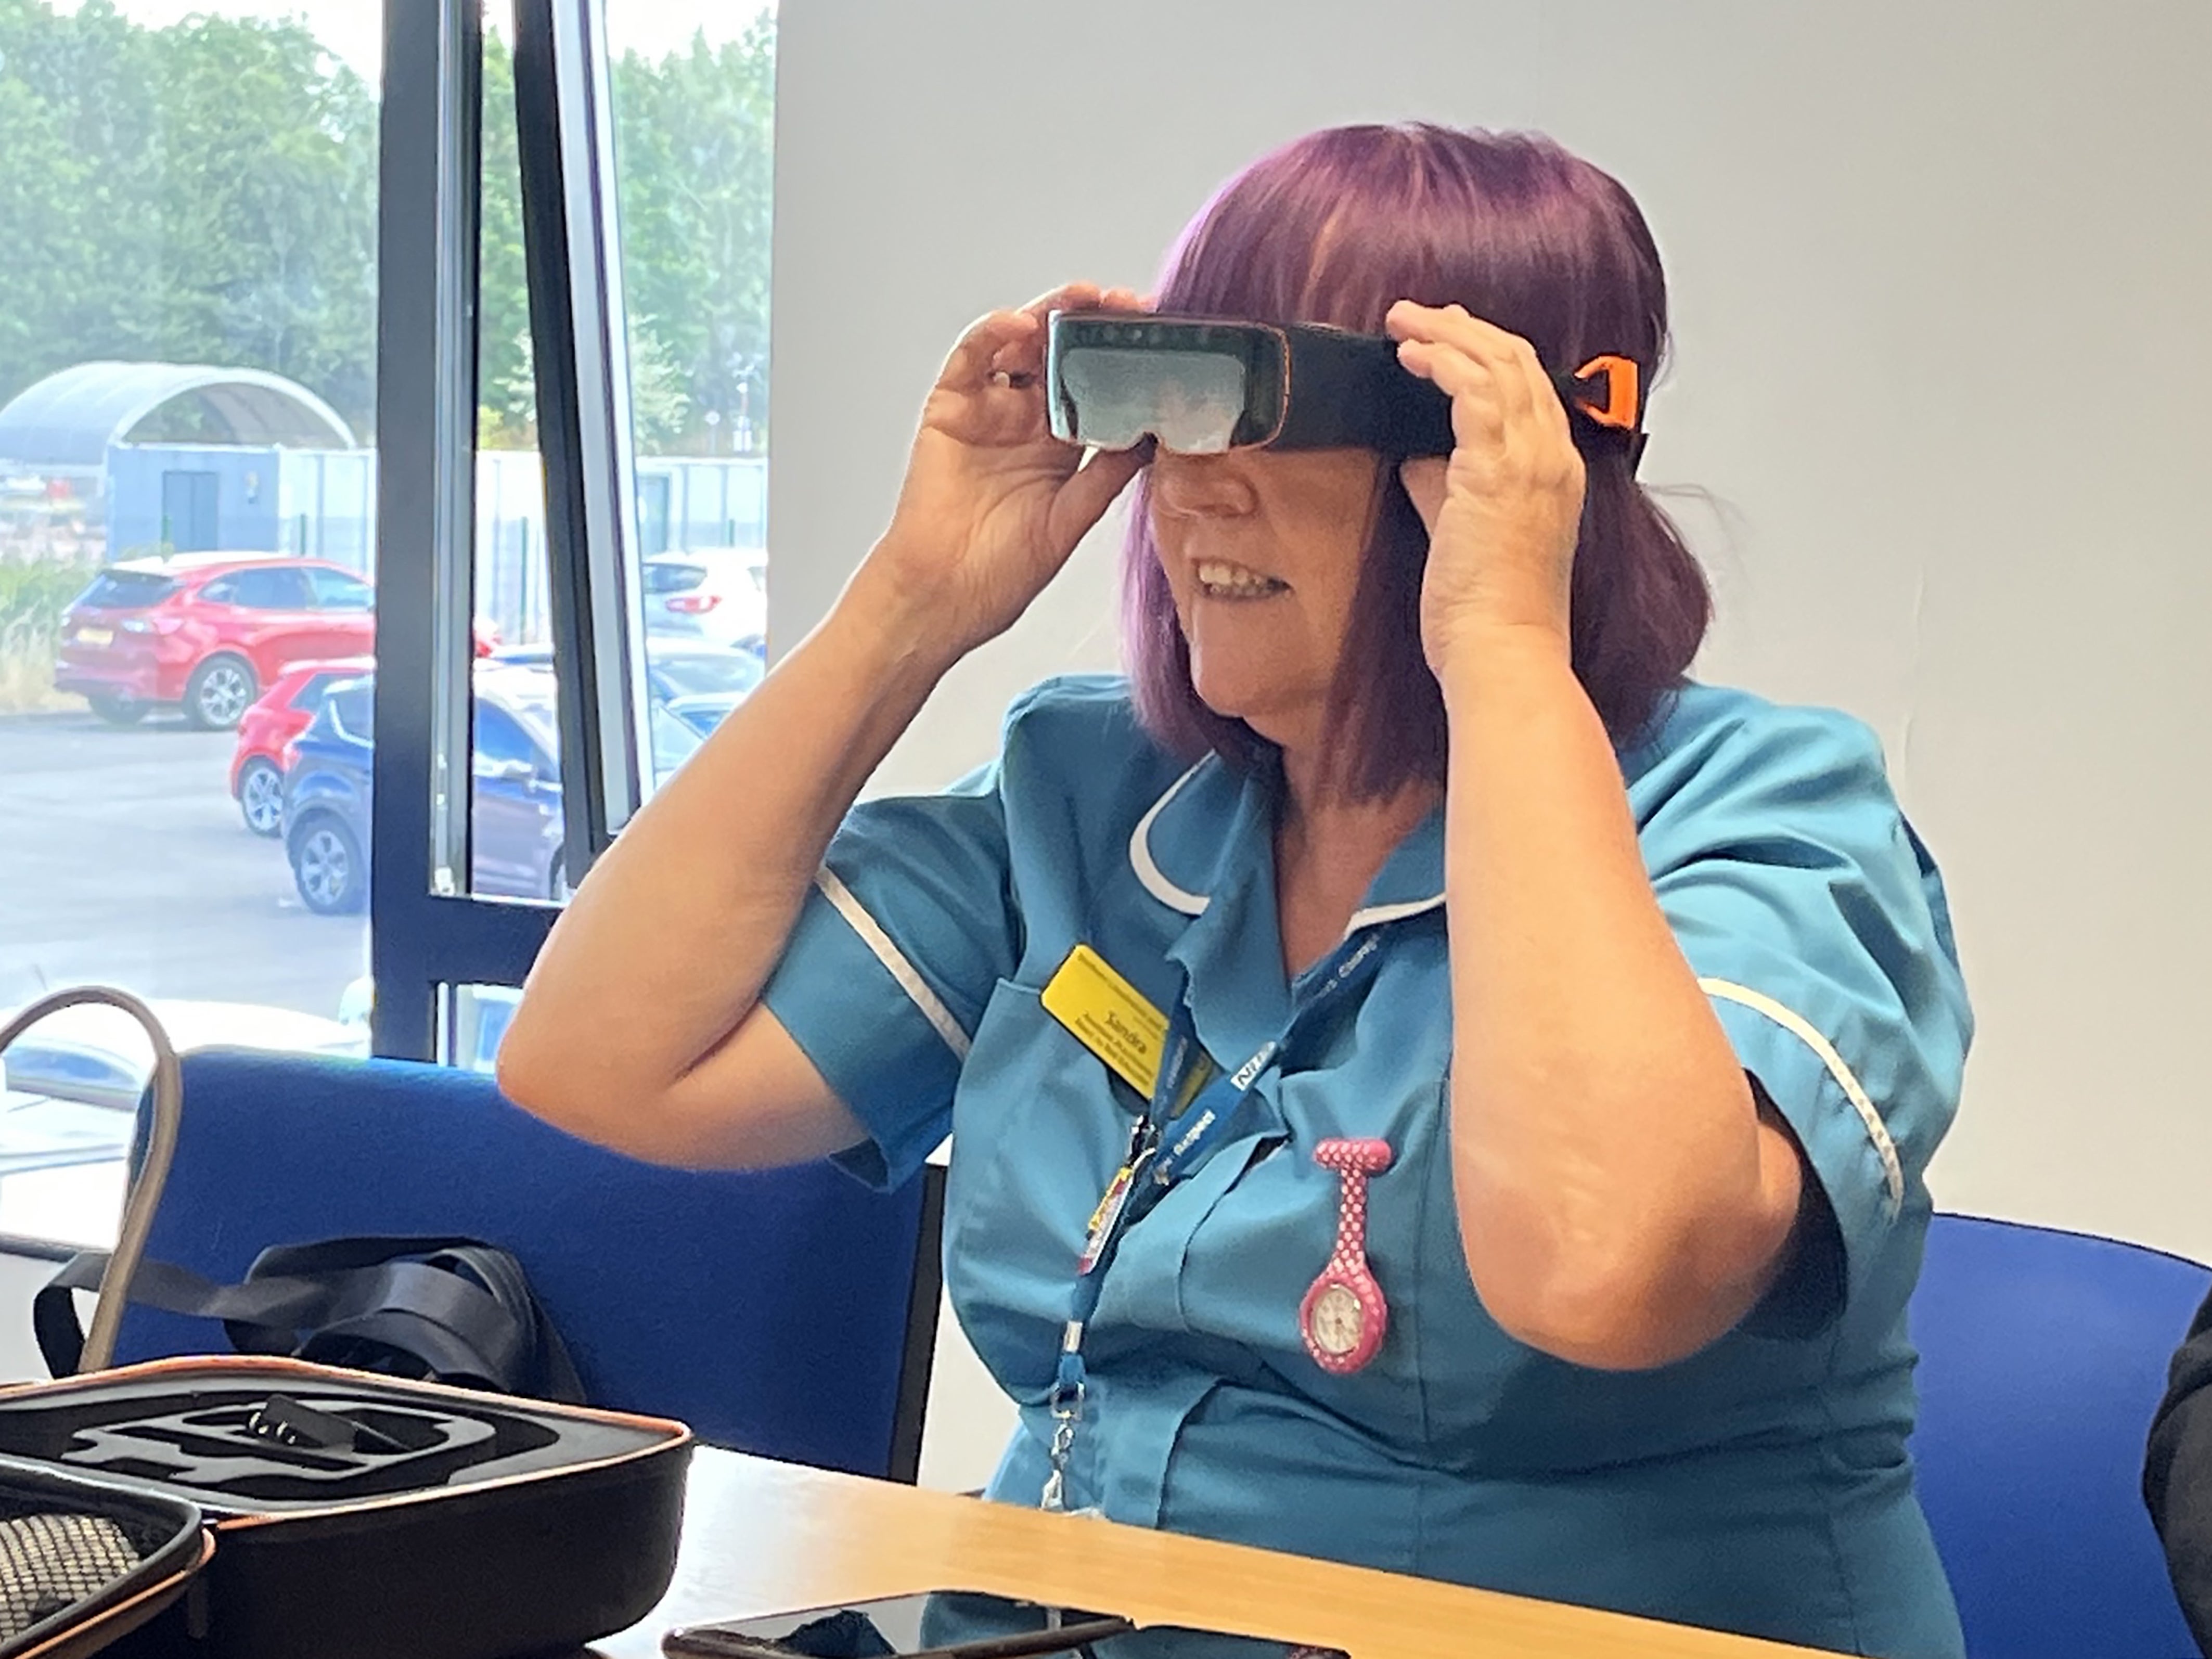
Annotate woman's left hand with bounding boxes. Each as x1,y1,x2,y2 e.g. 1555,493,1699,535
1386,301,1586,675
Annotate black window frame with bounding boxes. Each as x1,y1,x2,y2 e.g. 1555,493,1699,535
372,0,548,1060
369,0,941,1485
371,0,647,1060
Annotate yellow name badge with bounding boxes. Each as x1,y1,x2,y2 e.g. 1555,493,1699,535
1040,944,1169,1097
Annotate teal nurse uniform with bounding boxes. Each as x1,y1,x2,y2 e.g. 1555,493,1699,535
758,674,1973,1659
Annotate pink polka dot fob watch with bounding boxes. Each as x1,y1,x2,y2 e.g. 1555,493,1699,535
1300,1137,1394,1374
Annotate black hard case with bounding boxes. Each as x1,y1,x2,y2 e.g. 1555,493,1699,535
0,1356,692,1659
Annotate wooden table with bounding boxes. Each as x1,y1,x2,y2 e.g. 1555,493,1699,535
588,1447,1836,1659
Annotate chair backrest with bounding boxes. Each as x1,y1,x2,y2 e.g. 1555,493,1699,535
110,1049,942,1480
1910,1212,2208,1658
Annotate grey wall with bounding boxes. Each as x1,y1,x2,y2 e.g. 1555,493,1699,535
769,0,2212,1479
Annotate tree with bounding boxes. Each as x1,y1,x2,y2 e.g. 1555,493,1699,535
609,15,776,454
0,0,378,436
0,0,773,457
477,29,534,448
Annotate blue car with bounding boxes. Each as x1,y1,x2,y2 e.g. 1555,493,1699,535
282,665,702,914
487,638,763,739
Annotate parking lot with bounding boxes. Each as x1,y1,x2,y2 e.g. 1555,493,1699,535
0,708,368,1022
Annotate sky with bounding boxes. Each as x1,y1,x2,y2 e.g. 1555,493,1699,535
60,0,770,83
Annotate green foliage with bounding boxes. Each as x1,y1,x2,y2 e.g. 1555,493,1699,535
0,2,774,456
610,17,776,453
0,0,379,435
0,554,95,708
0,556,90,646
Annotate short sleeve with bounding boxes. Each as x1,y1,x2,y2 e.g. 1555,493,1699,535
759,760,1019,1191
1636,698,1973,1323
2146,1288,2212,1657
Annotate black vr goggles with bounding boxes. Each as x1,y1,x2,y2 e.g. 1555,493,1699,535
1046,311,1645,470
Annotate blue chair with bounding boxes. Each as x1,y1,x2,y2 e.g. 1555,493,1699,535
1910,1213,2209,1658
105,1048,943,1480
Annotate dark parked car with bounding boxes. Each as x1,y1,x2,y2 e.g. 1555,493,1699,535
487,637,763,739
281,666,702,914
644,640,765,737
228,656,375,835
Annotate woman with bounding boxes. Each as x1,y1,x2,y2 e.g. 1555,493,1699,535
500,124,1971,1657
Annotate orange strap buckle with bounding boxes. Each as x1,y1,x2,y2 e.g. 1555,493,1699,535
1568,355,1641,432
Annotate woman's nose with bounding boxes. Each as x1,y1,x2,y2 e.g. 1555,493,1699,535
1151,454,1259,520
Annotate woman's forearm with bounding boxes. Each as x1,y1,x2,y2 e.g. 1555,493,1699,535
1437,633,1799,1368
498,575,952,1135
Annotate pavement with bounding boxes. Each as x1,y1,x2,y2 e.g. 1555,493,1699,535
0,708,368,1022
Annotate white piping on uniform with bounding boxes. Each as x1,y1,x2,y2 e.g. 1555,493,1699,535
1128,760,1212,915
816,867,971,1060
1343,892,1446,935
1699,976,1904,1216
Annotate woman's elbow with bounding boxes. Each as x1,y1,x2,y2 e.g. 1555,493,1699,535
498,1043,713,1165
1466,1248,1717,1371
495,1023,595,1134
1459,1209,1785,1371
498,1005,635,1141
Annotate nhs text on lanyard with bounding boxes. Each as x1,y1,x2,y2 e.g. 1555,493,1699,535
1040,930,1388,1515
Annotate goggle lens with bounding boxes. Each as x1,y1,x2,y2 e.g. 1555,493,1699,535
1054,345,1251,454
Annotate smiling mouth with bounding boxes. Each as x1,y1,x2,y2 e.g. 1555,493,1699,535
1195,560,1290,599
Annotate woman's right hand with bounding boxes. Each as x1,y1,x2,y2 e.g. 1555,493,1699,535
847,281,1152,665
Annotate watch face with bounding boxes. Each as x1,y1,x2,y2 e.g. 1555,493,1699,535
1307,1282,1363,1355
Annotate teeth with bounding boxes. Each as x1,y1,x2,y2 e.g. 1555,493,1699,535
1195,560,1286,597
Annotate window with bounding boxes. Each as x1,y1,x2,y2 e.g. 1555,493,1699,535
474,703,540,771
227,566,314,609
438,0,773,938
650,649,762,700
291,672,350,711
0,1,378,1246
605,6,776,773
308,568,374,611
641,559,703,596
73,571,181,610
326,683,374,742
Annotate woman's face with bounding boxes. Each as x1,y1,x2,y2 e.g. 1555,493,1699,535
1149,446,1382,752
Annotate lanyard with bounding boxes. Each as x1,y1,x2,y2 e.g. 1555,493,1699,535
1039,928,1390,1514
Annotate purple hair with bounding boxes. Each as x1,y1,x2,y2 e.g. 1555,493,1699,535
1120,123,1711,798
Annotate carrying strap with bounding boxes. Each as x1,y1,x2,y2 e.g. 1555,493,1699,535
36,1235,583,1403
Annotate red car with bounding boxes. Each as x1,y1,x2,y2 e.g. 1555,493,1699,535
227,657,375,836
56,553,498,730
57,554,377,730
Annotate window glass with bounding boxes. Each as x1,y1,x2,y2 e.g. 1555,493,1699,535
0,3,377,1245
467,0,775,897
197,576,239,605
443,985,523,1076
611,3,775,796
474,703,537,769
641,559,704,596
227,567,314,609
307,568,374,610
649,648,763,700
649,702,705,773
466,0,552,904
290,672,351,711
73,571,181,610
326,683,375,741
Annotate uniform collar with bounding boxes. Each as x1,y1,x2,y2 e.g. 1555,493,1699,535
1128,754,1447,933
